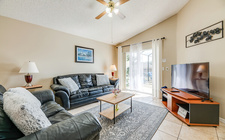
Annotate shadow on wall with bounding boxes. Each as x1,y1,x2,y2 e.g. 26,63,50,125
0,63,22,87
104,63,110,76
37,77,53,90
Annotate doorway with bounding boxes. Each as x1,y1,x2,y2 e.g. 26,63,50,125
125,49,152,94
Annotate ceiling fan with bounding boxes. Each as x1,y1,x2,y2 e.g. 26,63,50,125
95,0,129,20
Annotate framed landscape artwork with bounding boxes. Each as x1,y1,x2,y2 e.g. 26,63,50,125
75,46,94,63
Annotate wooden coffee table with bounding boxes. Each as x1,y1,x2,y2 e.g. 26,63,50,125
97,92,135,124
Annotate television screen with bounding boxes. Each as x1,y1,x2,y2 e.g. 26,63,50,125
171,62,209,99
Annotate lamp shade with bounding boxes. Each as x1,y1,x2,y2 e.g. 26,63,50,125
197,65,206,73
110,65,117,71
19,61,39,74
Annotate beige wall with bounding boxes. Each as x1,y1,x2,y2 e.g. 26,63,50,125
117,15,178,87
117,0,225,119
0,16,115,89
176,0,225,119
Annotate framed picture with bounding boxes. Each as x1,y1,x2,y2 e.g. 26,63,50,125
75,46,94,63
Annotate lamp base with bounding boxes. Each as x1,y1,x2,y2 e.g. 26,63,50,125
25,74,33,87
25,83,32,87
111,72,115,78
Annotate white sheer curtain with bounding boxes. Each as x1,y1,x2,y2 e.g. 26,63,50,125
118,46,123,90
152,39,162,98
129,43,143,91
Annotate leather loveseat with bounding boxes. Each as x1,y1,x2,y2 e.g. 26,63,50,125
0,85,102,140
51,73,119,110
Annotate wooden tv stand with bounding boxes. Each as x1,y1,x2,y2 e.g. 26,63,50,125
161,88,219,126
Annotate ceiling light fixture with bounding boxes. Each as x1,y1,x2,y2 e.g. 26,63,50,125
108,12,113,17
113,8,119,14
106,7,111,13
95,0,129,20
115,2,120,7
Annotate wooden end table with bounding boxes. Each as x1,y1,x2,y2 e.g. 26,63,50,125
97,92,135,124
21,85,42,90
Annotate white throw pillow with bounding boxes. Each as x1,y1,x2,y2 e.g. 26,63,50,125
8,87,41,107
58,78,79,93
3,90,51,136
96,75,110,86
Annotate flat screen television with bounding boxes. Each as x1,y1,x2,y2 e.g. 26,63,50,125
171,62,209,99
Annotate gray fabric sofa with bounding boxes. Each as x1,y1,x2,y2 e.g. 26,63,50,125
0,85,102,140
51,73,119,110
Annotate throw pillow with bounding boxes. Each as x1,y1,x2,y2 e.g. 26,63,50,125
79,74,93,88
71,75,81,88
58,78,79,93
3,90,51,136
96,75,110,86
8,87,41,107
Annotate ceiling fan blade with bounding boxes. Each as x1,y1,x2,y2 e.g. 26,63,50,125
116,0,129,6
96,0,108,6
95,11,107,19
117,11,126,19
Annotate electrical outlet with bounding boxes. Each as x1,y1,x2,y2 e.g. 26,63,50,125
162,67,164,71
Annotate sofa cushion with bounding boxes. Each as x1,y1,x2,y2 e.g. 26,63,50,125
96,75,110,86
79,74,93,88
47,110,73,124
0,85,6,94
103,87,113,92
88,87,103,92
58,78,79,94
89,90,103,96
102,85,114,92
0,93,24,139
91,74,104,86
71,75,81,88
0,92,3,106
70,89,89,100
41,101,64,118
107,85,114,88
99,85,108,89
3,90,51,136
91,74,97,87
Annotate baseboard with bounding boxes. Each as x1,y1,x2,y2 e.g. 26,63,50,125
220,117,225,124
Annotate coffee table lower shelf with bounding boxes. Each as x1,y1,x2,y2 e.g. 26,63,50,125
99,103,130,120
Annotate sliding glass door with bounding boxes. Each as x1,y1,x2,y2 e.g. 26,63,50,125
125,49,152,94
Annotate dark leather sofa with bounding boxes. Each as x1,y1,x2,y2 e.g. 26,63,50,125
0,85,102,140
51,73,119,110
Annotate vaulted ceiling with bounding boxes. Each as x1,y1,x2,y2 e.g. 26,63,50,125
0,0,189,45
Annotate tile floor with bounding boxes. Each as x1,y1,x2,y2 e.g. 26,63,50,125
68,91,225,140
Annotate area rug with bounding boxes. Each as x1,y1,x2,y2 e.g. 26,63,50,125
80,100,168,140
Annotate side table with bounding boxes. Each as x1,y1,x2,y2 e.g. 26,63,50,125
21,85,42,90
109,78,119,89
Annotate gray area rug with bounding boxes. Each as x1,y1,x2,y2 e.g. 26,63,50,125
81,100,168,140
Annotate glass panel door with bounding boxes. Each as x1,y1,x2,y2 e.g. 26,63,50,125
125,49,152,94
142,49,152,94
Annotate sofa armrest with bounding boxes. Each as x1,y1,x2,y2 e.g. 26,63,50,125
51,84,70,96
109,79,119,89
55,91,70,110
32,90,55,105
18,112,102,140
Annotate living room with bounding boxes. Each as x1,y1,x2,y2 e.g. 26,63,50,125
0,0,225,140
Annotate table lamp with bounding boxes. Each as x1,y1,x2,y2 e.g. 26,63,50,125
19,61,39,87
110,65,117,78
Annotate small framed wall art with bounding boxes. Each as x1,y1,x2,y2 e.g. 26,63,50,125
186,21,224,48
75,46,94,63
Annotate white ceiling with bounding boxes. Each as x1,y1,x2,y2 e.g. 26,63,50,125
0,0,189,45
